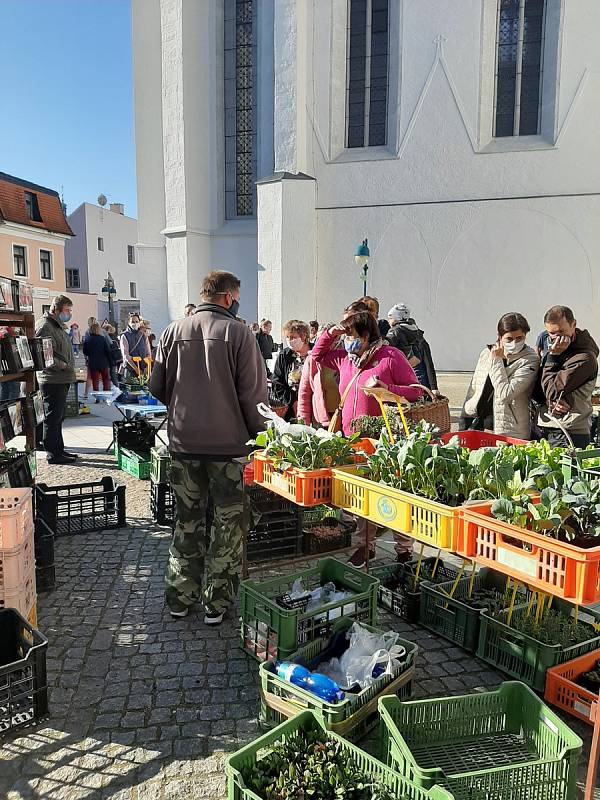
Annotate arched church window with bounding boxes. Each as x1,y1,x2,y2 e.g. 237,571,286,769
494,0,546,137
346,0,389,149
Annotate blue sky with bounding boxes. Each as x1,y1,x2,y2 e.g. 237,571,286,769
0,0,136,218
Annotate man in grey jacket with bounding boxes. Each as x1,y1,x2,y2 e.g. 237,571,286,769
149,270,267,624
35,294,78,464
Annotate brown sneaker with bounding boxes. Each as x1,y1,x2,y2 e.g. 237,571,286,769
348,547,376,569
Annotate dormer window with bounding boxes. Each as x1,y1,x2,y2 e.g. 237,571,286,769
24,191,42,222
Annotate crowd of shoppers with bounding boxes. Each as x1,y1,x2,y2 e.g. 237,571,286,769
31,281,598,625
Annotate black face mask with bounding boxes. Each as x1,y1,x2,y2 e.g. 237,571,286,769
229,299,240,318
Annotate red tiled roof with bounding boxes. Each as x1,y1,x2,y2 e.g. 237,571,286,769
0,172,74,236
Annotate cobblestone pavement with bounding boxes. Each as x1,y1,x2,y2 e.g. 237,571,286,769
0,453,595,799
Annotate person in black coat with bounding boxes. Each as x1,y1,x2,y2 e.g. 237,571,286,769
256,319,278,376
386,304,439,392
83,322,112,391
269,320,311,420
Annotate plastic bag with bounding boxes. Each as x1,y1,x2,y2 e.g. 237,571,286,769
289,579,353,614
317,622,407,690
256,403,344,441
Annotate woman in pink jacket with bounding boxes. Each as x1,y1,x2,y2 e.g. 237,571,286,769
311,311,422,437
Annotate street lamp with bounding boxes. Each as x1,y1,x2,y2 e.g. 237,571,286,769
101,271,117,326
354,238,370,296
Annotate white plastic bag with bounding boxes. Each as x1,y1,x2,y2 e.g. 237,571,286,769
256,403,344,441
317,622,407,690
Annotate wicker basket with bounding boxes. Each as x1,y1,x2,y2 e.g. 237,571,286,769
403,385,451,433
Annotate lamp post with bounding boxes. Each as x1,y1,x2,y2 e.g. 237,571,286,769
101,272,117,326
354,238,370,296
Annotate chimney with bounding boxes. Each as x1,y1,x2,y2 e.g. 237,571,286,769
109,203,124,215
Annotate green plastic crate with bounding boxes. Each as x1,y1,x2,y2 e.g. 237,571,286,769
476,599,600,692
150,446,171,483
371,559,457,623
378,682,582,800
300,505,342,527
259,617,417,742
227,709,454,800
419,568,529,654
561,447,600,481
240,557,379,662
117,446,151,480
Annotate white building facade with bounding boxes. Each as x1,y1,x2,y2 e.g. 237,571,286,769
133,0,600,369
65,202,141,323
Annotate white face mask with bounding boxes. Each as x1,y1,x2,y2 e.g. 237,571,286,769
288,337,303,352
130,322,140,331
504,340,526,355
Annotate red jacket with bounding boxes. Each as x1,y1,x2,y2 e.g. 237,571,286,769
311,330,422,435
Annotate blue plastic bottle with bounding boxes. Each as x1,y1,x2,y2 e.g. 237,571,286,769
276,662,345,703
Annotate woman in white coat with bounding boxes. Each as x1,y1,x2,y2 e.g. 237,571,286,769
460,313,540,440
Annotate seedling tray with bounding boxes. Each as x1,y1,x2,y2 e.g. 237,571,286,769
378,681,582,800
371,558,457,623
476,600,600,692
259,618,417,742
227,709,452,800
419,568,528,653
240,557,379,662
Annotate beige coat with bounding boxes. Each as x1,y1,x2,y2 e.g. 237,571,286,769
463,345,540,440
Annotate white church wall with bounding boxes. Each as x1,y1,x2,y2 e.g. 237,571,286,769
316,193,600,371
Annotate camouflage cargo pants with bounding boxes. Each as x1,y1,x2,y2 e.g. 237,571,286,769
165,457,244,615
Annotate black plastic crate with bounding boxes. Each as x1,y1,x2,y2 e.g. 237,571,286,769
370,558,458,623
21,392,45,431
4,452,33,488
113,418,156,453
301,517,354,556
0,608,48,736
34,517,55,592
248,509,302,564
247,484,297,515
150,479,174,526
36,477,126,536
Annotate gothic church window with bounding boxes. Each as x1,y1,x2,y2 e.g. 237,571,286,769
494,0,546,137
225,0,256,217
346,0,389,149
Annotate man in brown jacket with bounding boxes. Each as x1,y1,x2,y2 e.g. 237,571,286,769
149,271,267,623
538,305,599,448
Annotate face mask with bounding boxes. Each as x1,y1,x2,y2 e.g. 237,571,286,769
504,340,526,355
288,338,303,352
229,299,240,318
59,311,72,324
130,322,140,331
344,338,362,354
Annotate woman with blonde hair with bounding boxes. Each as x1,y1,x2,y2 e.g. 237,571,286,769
270,320,311,420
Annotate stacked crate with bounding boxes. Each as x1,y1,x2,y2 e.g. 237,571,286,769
0,489,36,623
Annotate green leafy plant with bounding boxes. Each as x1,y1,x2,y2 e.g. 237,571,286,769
250,425,361,471
240,729,396,800
494,606,594,647
491,479,600,542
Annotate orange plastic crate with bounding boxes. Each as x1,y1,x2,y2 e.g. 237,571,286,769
253,453,333,507
459,501,600,604
0,489,34,551
0,533,35,598
545,649,600,725
440,431,528,449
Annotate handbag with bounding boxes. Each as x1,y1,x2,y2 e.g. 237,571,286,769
328,370,362,434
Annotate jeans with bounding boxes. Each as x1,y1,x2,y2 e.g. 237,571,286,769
40,383,70,457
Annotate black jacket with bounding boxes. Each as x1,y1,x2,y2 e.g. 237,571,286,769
256,331,276,361
83,333,112,372
270,348,306,420
387,320,438,390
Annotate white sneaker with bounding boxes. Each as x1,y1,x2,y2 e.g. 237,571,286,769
204,612,224,626
169,608,189,618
